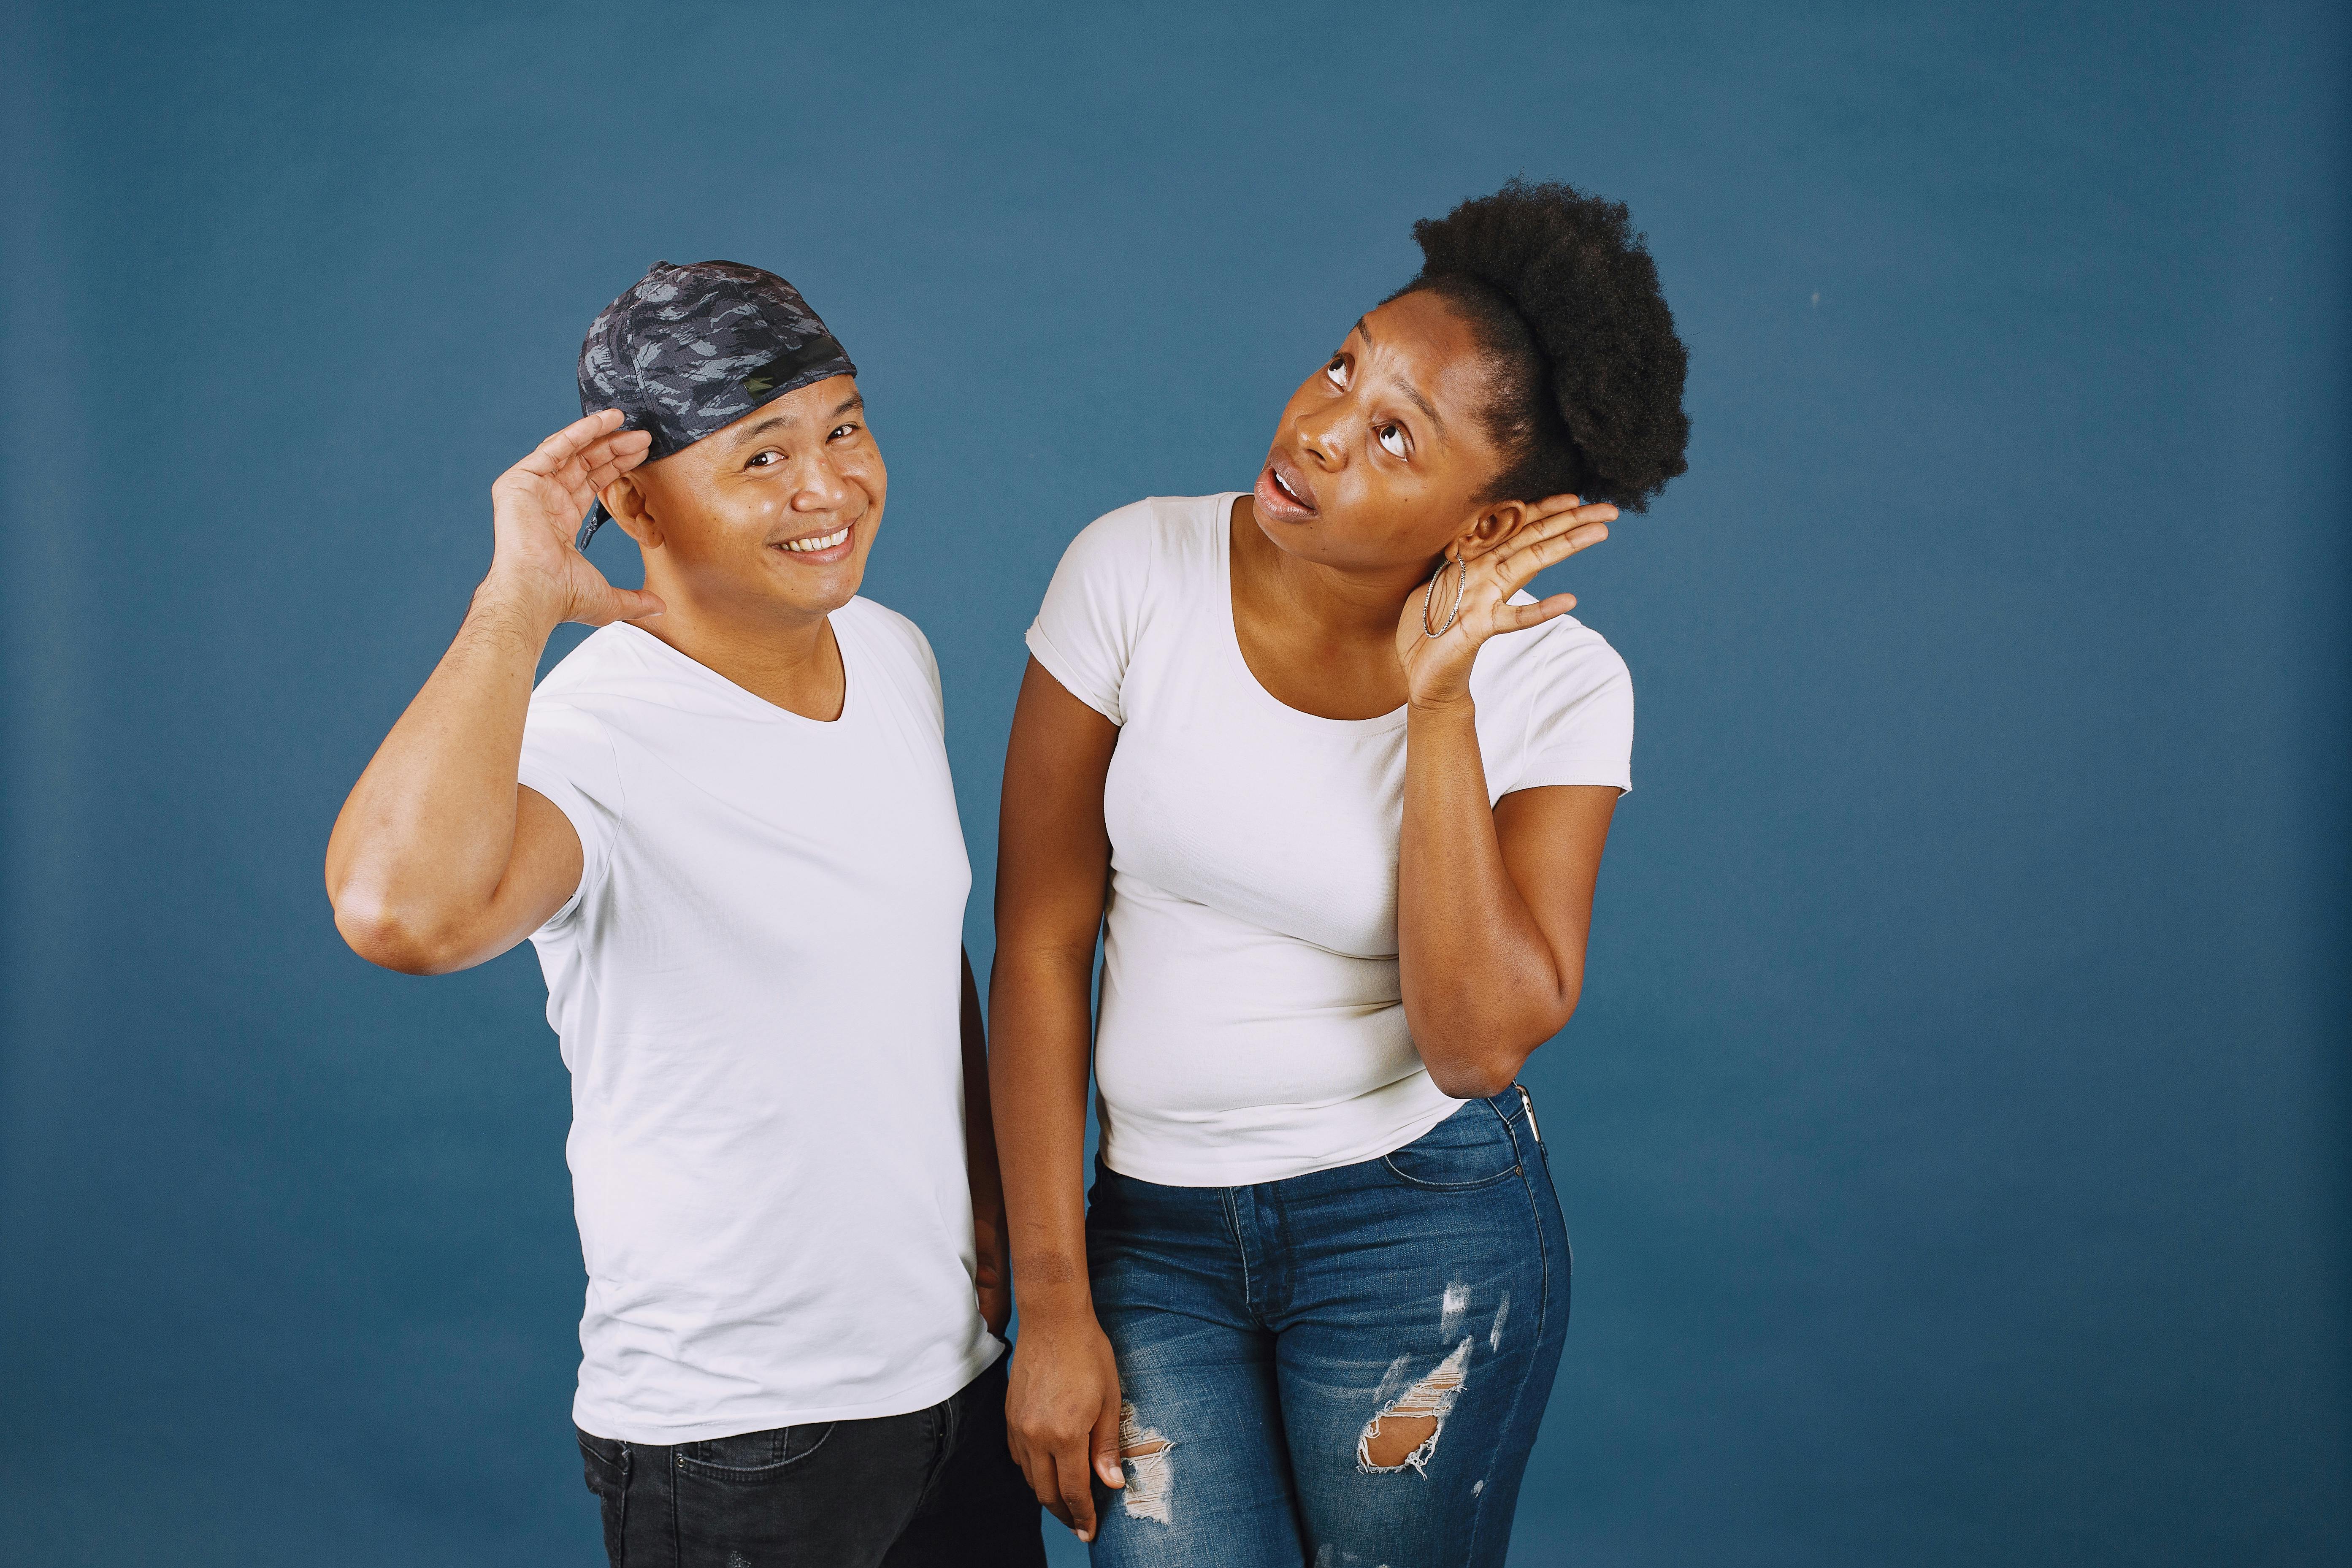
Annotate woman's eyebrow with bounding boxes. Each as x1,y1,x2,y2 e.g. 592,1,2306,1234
1395,378,1445,437
1349,317,1445,438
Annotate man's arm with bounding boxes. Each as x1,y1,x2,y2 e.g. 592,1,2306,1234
325,410,661,974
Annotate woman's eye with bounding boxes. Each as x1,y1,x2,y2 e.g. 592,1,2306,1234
1377,423,1407,458
1324,357,1347,389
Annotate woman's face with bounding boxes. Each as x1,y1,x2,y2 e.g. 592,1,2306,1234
1251,290,1514,574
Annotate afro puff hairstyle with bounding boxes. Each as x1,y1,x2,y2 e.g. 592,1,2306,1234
1390,179,1690,512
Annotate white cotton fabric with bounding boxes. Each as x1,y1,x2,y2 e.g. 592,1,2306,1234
518,604,998,1444
1025,494,1634,1187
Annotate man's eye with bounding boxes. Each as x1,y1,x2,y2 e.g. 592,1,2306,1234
1377,424,1407,458
830,424,857,440
1324,357,1347,389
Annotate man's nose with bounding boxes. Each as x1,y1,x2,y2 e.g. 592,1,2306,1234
791,454,852,511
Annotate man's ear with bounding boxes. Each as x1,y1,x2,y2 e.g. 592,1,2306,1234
599,474,664,552
1455,499,1527,563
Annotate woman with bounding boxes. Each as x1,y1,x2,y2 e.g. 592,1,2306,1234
989,181,1691,1565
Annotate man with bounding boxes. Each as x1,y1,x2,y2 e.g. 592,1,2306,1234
326,261,1042,1567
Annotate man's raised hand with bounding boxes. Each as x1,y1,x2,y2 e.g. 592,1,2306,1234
483,409,665,629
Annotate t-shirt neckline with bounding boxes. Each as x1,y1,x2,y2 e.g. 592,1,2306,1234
611,616,855,726
1216,493,1410,735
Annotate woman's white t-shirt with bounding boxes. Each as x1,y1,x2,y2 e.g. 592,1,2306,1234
518,604,998,1444
1025,494,1634,1187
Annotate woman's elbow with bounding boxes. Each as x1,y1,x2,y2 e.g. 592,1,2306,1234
1418,990,1583,1101
1425,1061,1518,1101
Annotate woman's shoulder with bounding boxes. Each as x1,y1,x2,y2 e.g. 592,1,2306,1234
1052,492,1232,588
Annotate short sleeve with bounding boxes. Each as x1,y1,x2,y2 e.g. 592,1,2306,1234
518,699,624,926
859,600,947,735
1023,503,1158,725
911,623,945,733
1513,633,1635,795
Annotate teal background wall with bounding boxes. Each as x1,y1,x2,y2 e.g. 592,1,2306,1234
3,2,2345,1563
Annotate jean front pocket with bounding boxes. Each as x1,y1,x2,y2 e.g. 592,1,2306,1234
674,1422,834,1481
576,1429,628,1566
1382,1100,1523,1191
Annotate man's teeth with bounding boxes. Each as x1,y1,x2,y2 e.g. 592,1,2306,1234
782,528,850,553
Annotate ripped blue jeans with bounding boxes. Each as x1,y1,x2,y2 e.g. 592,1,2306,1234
1084,1089,1568,1568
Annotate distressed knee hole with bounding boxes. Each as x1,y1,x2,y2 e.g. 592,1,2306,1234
1358,1338,1472,1474
1117,1403,1175,1523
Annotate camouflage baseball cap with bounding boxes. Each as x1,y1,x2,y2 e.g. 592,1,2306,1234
574,259,857,547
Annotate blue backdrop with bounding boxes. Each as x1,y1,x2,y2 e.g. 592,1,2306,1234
3,3,2345,1563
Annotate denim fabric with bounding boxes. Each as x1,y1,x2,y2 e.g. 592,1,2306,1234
576,1354,1044,1568
1085,1089,1568,1568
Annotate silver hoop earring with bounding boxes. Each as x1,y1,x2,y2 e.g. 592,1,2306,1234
1422,556,1467,638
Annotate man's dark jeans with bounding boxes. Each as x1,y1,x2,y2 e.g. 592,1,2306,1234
576,1354,1044,1568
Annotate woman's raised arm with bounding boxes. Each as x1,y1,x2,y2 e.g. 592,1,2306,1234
1394,498,1620,1095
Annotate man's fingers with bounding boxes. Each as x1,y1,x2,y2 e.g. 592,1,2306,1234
513,409,626,479
580,445,648,495
564,431,650,494
614,588,666,621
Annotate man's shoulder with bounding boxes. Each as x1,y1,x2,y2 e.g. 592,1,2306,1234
837,593,932,657
839,596,947,723
531,624,649,706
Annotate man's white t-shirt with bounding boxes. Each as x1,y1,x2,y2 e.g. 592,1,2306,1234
1025,494,1634,1188
518,602,997,1444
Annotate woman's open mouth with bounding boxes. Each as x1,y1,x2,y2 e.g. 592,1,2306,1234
1255,455,1319,522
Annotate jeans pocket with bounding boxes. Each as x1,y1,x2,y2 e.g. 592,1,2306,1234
674,1422,835,1481
1382,1100,1523,1191
576,1429,628,1567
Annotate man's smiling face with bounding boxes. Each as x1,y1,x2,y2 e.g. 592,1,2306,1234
607,374,885,620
